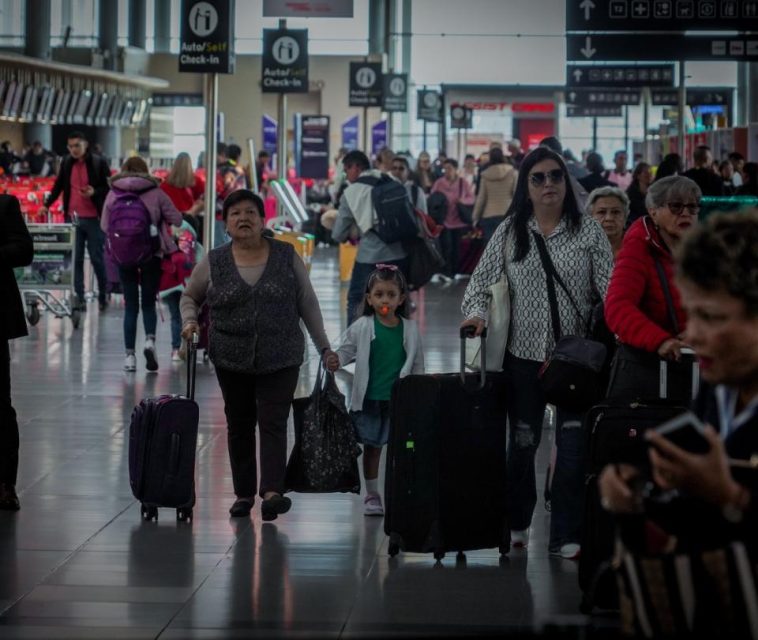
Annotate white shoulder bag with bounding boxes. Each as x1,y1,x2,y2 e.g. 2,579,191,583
465,237,510,372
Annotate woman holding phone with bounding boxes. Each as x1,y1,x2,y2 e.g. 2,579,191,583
599,211,758,633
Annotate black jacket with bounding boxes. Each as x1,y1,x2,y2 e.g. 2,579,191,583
578,172,613,193
0,195,33,340
683,167,724,197
45,153,111,218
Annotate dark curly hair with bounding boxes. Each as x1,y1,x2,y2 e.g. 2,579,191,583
506,147,583,262
676,210,758,317
357,265,410,319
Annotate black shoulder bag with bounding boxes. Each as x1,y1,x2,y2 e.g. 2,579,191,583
532,232,607,413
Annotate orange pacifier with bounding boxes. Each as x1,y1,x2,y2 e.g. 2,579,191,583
379,305,390,316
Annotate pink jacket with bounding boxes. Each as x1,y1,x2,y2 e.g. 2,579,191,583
101,173,183,257
431,176,475,229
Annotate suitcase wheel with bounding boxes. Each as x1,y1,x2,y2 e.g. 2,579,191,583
176,507,193,523
141,504,158,522
433,550,445,561
388,543,400,558
499,545,510,557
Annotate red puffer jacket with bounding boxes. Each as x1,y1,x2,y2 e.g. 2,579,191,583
604,216,686,353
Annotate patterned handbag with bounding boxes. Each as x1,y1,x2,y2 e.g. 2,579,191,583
285,366,361,494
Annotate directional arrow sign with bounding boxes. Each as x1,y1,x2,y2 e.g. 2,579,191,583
580,35,596,59
567,105,623,117
567,64,675,87
651,87,734,106
565,88,641,106
567,34,758,62
567,0,758,32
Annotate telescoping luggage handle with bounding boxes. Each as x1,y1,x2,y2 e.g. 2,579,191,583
460,326,488,389
186,332,199,401
659,346,699,400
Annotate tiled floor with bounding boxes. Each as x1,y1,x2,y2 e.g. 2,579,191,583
0,247,614,638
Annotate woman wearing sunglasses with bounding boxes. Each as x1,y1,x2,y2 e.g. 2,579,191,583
461,147,613,559
604,175,702,402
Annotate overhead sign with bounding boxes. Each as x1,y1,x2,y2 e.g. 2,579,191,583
565,88,641,107
651,87,733,106
567,33,758,62
382,73,408,113
263,0,353,17
566,0,758,32
152,93,204,107
262,28,309,93
566,64,675,88
179,0,235,73
567,105,623,117
371,120,388,155
450,104,473,129
294,114,330,179
341,115,359,150
417,90,443,122
349,62,383,107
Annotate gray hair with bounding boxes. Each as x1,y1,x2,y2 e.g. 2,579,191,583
646,175,701,210
586,186,630,216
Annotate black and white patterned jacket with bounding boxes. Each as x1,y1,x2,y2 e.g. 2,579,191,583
461,214,613,362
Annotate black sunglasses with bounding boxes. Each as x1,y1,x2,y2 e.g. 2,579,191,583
528,169,564,187
665,201,700,216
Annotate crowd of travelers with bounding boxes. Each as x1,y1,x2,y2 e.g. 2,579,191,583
2,128,758,636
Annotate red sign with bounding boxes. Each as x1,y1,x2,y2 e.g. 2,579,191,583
460,101,555,114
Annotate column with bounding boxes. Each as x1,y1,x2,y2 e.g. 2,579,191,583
25,0,52,148
129,0,146,49
398,0,411,152
97,0,121,162
154,0,171,53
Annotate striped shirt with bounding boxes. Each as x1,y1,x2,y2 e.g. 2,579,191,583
461,213,613,362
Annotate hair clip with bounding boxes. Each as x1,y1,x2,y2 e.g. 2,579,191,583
375,263,399,271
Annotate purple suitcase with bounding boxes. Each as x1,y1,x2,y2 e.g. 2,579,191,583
128,336,199,522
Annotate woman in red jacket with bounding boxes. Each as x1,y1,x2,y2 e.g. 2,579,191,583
604,175,701,402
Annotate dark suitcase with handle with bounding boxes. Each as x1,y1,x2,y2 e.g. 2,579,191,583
128,335,199,522
579,353,699,612
384,328,510,561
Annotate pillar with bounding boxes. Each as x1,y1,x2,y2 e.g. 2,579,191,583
25,0,52,148
128,0,146,49
154,0,171,53
98,0,118,70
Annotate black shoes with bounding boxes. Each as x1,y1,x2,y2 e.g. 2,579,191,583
0,484,20,511
229,498,254,517
261,494,292,522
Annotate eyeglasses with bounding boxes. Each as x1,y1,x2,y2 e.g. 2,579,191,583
528,169,564,187
375,263,399,272
665,201,700,216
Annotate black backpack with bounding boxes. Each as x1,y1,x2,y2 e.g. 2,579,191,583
426,191,448,225
356,174,418,244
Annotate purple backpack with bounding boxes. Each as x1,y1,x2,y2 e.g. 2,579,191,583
107,188,159,268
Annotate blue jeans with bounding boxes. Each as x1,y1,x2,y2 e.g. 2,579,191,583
74,216,107,303
346,257,408,326
118,257,162,351
164,291,182,350
503,354,586,550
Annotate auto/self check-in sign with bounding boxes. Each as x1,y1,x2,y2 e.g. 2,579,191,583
179,0,235,74
261,28,309,93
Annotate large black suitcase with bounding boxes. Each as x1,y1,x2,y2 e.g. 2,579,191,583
384,328,510,561
579,354,699,612
128,336,199,522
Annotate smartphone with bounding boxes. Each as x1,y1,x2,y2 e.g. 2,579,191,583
654,411,710,454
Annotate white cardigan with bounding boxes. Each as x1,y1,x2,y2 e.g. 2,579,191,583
336,315,425,411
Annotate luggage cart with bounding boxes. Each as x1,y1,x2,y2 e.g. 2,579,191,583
14,222,81,330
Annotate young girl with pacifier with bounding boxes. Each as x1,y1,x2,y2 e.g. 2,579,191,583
325,265,424,516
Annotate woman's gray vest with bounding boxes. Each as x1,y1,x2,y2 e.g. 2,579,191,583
207,240,304,374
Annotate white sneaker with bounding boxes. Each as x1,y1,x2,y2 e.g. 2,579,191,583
123,354,137,372
171,349,182,363
551,543,581,560
144,339,159,372
511,529,529,548
363,493,384,516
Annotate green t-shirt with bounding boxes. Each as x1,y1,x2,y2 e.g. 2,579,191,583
365,316,406,402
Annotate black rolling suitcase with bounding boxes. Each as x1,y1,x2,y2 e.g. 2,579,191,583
579,353,699,612
384,328,510,561
128,335,199,522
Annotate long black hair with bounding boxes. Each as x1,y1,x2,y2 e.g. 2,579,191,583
506,147,583,262
357,265,410,318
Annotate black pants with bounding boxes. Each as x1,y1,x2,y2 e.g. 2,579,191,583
215,365,300,498
0,340,19,485
74,217,107,304
440,227,466,277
